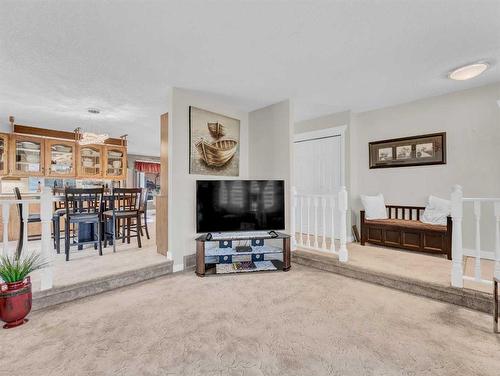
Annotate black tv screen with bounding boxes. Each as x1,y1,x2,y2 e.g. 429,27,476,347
196,180,285,233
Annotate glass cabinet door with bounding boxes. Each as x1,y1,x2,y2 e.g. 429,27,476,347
105,148,125,178
13,136,44,176
0,134,8,175
47,141,75,176
79,146,102,177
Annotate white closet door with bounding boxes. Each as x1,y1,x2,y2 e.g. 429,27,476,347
294,135,342,195
294,135,342,239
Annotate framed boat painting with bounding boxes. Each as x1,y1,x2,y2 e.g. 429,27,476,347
369,132,446,169
189,106,240,176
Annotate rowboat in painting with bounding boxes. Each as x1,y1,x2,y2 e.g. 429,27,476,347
195,138,238,167
207,122,225,138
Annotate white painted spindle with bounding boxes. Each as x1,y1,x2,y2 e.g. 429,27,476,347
313,197,319,248
321,197,327,250
22,204,29,255
306,197,311,247
2,203,9,256
338,186,348,262
291,187,297,249
299,196,304,246
330,196,336,253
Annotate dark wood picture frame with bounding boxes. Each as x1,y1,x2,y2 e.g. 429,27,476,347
369,132,446,169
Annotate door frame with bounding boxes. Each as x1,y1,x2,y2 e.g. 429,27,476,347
293,124,347,189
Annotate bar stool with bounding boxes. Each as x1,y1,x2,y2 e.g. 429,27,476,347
138,188,150,240
52,187,67,254
64,188,103,261
103,188,142,252
14,187,41,259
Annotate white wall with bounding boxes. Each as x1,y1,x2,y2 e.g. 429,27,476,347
248,100,293,232
295,110,351,134
168,88,249,269
350,83,500,250
350,82,500,212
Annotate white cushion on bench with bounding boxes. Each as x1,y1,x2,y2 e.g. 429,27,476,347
361,193,388,220
421,195,450,226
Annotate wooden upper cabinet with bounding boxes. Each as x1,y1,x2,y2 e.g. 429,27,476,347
10,135,45,177
103,146,127,180
77,145,103,178
0,133,9,176
45,139,76,177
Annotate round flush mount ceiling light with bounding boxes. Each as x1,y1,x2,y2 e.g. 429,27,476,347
448,62,489,81
87,108,101,114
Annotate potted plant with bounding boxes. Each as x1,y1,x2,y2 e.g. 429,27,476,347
0,253,46,329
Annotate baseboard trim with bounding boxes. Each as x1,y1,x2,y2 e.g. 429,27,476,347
173,263,184,272
292,249,492,314
32,260,174,311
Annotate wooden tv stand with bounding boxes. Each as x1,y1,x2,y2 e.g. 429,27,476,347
195,232,291,277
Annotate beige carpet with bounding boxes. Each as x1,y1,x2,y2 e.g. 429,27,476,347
1,264,499,376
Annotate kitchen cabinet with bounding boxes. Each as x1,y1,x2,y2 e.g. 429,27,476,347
0,133,9,176
77,145,103,178
103,146,127,180
45,139,76,177
10,135,45,177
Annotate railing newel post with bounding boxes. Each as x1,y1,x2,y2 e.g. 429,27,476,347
2,203,10,257
338,186,348,262
451,184,464,288
291,187,297,250
40,187,54,290
494,202,500,278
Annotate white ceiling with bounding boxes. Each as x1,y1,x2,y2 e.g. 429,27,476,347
1,0,499,155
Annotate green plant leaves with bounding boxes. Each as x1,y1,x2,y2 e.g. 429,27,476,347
0,253,47,283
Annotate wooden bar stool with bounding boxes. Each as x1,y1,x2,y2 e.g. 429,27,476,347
138,188,150,240
103,188,142,252
13,187,41,259
64,188,103,261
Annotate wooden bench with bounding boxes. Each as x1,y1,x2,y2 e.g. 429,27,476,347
360,205,452,260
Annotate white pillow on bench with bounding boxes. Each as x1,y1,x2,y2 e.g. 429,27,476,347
421,195,450,226
361,193,388,220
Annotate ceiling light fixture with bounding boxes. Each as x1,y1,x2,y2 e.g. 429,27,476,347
76,108,108,145
448,62,489,81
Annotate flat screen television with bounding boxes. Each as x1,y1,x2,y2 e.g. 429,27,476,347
196,180,285,233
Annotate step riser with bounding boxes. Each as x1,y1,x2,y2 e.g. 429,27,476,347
32,262,173,311
292,251,492,314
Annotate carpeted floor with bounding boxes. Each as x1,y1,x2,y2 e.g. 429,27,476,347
1,264,499,375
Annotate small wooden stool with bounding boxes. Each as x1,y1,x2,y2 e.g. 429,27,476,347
494,276,499,333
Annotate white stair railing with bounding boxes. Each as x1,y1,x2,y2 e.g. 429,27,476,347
291,186,348,262
451,184,500,288
1,187,54,290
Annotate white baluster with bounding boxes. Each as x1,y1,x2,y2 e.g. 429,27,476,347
473,200,481,282
40,187,54,290
2,203,10,257
306,196,311,247
494,202,500,278
321,197,327,250
330,196,336,253
451,185,464,288
22,203,29,255
299,196,304,246
291,187,297,250
313,197,319,248
338,186,348,262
